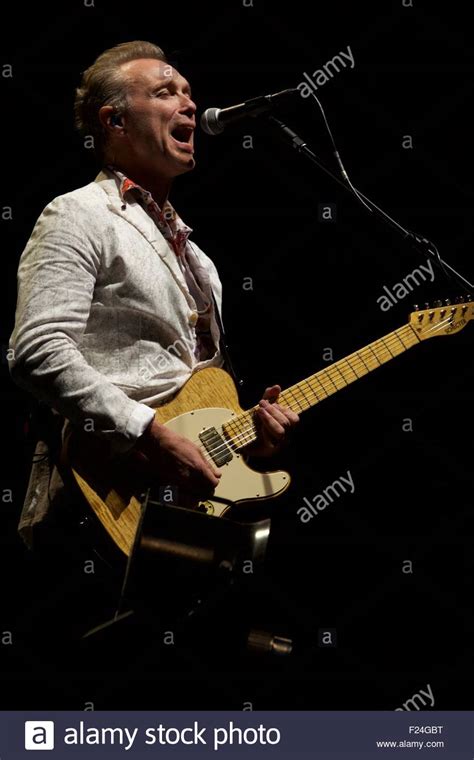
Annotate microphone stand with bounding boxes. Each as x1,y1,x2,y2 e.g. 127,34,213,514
267,115,474,295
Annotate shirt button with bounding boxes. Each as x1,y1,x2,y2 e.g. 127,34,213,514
189,311,198,326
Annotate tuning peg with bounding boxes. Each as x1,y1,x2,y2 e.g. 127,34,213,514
424,302,430,310
466,294,472,301
434,299,442,307
413,304,419,311
444,298,451,306
456,296,465,303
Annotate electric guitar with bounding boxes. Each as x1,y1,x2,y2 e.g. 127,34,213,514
64,298,473,556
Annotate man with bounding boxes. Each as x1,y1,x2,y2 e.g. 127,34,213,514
9,40,299,549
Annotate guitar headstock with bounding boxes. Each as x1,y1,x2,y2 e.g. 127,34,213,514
409,296,474,340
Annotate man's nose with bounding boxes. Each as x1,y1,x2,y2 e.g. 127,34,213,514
179,94,197,117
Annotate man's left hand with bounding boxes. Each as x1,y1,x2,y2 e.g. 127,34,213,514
243,384,300,458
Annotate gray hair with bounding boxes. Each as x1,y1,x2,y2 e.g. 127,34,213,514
74,40,168,161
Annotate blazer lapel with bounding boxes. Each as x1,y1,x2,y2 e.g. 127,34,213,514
94,169,194,305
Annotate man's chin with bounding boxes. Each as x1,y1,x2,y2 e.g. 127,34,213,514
151,153,196,180
173,155,196,175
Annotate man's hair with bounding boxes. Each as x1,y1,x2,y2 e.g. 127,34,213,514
74,40,168,162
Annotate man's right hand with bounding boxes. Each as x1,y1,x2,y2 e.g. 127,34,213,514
132,418,222,500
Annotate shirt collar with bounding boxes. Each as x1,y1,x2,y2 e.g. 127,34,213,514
105,164,192,237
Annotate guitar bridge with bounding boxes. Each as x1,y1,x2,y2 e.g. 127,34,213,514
199,427,233,466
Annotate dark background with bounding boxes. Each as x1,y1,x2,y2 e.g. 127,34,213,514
1,0,473,710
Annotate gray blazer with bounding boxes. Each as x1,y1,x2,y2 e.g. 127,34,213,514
9,167,224,546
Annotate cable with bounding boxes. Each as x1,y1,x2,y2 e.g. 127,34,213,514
306,91,460,286
308,90,374,213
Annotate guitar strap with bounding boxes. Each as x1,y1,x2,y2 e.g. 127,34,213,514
210,288,244,390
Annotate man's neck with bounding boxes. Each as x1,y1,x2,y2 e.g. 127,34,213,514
108,160,172,209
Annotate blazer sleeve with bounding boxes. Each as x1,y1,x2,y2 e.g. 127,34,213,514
8,194,155,453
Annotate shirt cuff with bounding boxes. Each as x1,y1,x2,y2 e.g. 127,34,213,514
114,402,156,454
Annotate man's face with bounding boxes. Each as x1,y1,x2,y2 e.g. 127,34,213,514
119,58,197,178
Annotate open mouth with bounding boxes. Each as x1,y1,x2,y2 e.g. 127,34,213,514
170,125,194,152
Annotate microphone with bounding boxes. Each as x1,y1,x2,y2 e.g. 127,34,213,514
200,88,299,135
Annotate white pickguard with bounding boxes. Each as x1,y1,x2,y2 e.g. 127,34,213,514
164,407,290,516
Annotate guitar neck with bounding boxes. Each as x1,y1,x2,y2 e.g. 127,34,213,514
223,322,420,450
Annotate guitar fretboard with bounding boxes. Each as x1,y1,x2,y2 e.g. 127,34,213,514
222,323,420,451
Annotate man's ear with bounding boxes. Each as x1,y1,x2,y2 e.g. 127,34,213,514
99,105,125,134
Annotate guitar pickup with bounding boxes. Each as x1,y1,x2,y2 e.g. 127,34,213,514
199,427,233,466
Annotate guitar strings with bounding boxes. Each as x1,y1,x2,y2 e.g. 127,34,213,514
192,316,454,464
193,319,444,461
201,325,417,457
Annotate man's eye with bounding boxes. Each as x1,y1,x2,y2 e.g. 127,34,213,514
155,90,170,97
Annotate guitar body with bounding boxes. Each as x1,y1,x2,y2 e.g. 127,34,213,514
64,298,473,558
65,367,290,556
